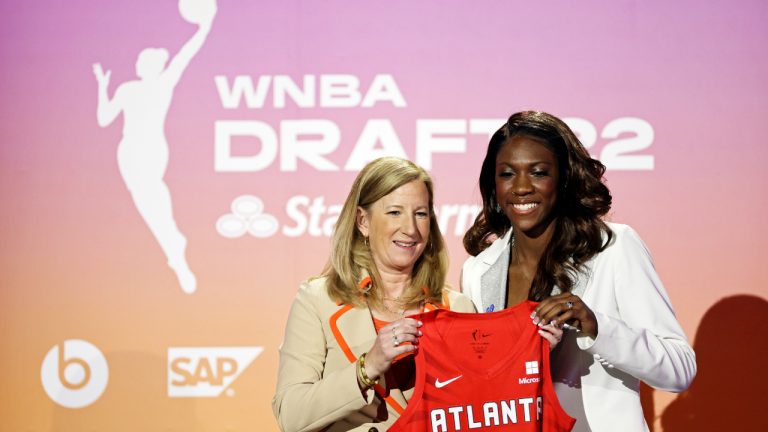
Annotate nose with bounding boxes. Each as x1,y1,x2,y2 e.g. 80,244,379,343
512,174,533,196
401,213,417,236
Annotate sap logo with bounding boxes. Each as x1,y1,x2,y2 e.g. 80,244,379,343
40,339,109,409
168,346,263,397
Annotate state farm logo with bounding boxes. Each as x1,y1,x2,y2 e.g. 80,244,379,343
216,195,279,238
40,339,109,408
167,346,263,397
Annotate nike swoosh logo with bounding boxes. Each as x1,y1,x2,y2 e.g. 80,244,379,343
435,375,463,388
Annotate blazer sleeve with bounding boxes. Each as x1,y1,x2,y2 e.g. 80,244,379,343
577,226,697,392
272,283,373,432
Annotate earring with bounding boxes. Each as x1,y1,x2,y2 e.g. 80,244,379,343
364,236,369,247
491,196,502,213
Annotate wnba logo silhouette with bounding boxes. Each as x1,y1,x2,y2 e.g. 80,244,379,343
40,340,109,409
92,0,217,294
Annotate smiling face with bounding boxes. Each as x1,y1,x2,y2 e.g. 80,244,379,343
356,180,431,277
495,135,560,238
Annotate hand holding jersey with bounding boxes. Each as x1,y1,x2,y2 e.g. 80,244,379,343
533,292,598,338
363,317,423,383
536,320,564,348
389,302,576,431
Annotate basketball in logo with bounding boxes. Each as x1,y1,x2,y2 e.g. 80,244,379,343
178,0,217,24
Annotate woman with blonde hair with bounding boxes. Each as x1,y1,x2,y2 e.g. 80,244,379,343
273,157,475,431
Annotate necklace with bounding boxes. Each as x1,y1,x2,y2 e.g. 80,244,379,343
363,280,424,319
509,233,517,264
380,298,406,318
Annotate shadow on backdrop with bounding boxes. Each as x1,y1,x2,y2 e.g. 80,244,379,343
661,294,768,431
640,382,655,432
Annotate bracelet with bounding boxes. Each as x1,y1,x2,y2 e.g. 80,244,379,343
357,353,379,388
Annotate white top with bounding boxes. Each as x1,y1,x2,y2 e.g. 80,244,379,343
461,222,696,432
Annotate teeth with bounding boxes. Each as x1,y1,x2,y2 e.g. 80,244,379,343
513,203,538,211
394,241,416,247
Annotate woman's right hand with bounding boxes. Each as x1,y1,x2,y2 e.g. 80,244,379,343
363,317,422,380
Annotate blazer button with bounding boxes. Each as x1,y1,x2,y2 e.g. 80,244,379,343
368,428,378,432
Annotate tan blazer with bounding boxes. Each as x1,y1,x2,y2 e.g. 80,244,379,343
272,276,476,432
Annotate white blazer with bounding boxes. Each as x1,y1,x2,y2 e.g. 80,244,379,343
461,222,696,432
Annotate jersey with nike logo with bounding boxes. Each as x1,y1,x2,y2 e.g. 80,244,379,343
434,374,462,388
389,300,575,431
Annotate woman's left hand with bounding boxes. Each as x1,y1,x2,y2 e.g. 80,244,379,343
533,292,598,339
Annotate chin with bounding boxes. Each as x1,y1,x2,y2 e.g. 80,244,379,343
511,219,551,237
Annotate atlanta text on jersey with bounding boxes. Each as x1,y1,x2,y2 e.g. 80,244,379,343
430,396,543,432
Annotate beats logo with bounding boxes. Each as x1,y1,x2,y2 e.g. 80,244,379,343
41,339,109,408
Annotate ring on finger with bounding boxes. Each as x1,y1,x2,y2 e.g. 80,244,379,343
393,334,400,346
565,300,574,310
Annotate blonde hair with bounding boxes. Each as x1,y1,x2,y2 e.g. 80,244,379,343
323,157,448,308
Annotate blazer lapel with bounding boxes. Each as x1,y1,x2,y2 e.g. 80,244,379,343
329,303,376,363
478,229,513,312
329,300,449,416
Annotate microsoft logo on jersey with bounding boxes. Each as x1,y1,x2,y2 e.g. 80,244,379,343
167,346,263,397
519,360,540,385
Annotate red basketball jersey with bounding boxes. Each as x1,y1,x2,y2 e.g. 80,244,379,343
390,301,575,431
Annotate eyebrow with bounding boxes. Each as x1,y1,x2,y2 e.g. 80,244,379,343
497,160,555,167
384,204,428,210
